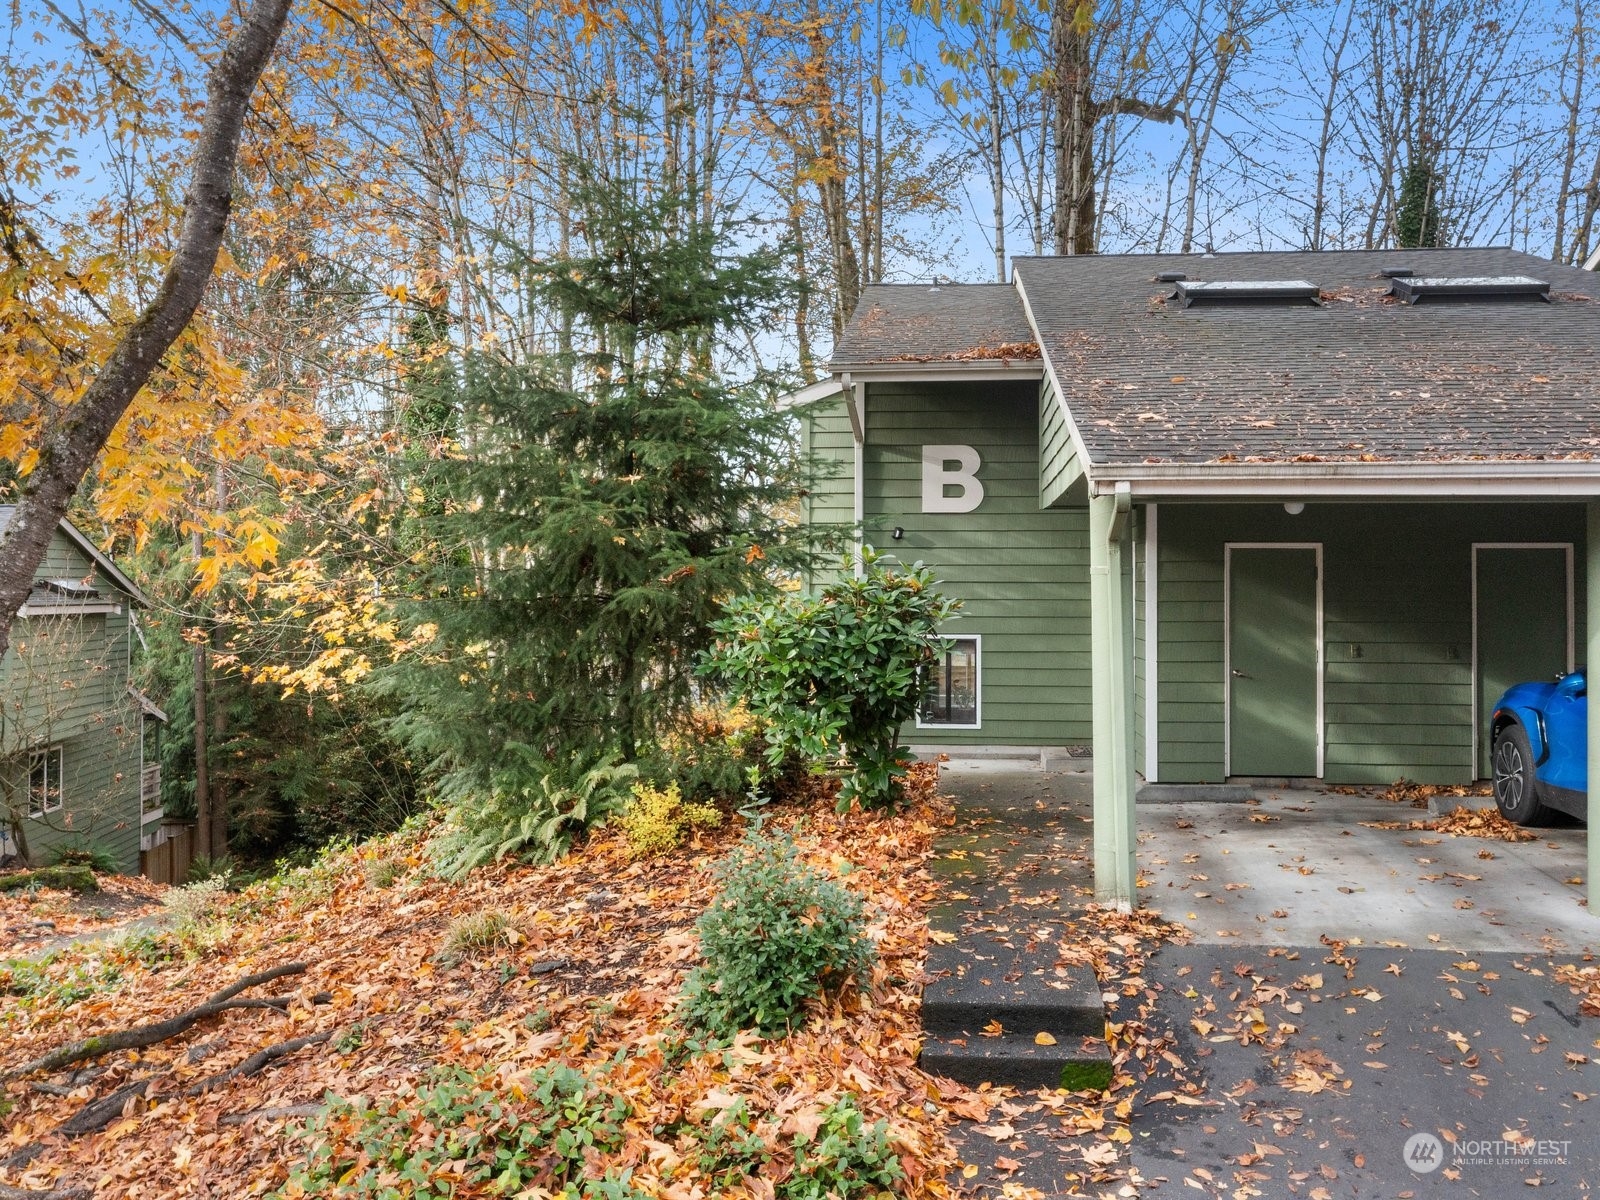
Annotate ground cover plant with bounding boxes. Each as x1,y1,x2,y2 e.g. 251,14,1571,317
0,771,976,1199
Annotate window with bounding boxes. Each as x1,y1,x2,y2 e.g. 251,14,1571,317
28,745,64,818
920,636,980,727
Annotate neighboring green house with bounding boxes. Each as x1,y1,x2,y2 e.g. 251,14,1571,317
0,508,164,874
796,247,1600,906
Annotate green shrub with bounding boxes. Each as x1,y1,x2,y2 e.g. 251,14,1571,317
186,853,235,884
782,1095,904,1200
703,549,958,809
681,829,873,1036
618,780,723,859
430,756,639,878
277,1062,643,1199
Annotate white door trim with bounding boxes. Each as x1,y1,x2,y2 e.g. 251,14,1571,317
1224,542,1325,778
1470,542,1575,776
1145,504,1159,783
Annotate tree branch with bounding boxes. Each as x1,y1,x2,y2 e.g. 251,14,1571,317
3,963,314,1081
0,0,294,660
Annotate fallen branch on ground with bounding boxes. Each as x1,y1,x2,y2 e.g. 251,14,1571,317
3,963,315,1081
219,1102,323,1126
0,1181,92,1200
4,1026,340,1163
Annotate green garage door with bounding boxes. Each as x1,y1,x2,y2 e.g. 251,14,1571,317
1229,546,1321,777
1476,546,1571,778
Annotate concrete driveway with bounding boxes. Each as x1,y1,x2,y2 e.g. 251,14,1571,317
1137,786,1597,954
1129,786,1600,1195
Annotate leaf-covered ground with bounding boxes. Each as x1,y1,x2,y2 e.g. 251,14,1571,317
0,876,166,955
0,775,996,1199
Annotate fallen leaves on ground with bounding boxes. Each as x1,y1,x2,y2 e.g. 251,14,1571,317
0,772,973,1199
1359,805,1537,843
0,873,167,952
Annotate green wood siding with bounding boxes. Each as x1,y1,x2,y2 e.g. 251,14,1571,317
0,527,144,872
1155,503,1587,786
800,397,856,590
865,380,1091,747
1038,377,1084,508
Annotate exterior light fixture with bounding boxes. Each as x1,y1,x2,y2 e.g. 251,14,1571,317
1283,501,1305,516
891,526,905,540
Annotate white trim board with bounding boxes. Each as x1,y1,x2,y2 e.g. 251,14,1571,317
1223,543,1325,778
1144,503,1159,783
1470,542,1575,776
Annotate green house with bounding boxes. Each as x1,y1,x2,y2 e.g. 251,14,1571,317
0,508,164,874
795,248,1600,907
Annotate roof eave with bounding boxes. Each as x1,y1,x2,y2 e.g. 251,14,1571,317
1089,460,1600,499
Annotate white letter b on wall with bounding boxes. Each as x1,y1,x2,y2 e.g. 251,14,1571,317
921,444,984,513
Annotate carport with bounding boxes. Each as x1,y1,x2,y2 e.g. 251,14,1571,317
1004,250,1600,914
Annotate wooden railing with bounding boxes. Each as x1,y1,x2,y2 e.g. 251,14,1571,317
140,762,162,815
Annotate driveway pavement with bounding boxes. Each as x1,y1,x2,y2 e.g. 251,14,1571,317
1137,786,1594,954
933,769,1600,1197
1128,785,1600,1196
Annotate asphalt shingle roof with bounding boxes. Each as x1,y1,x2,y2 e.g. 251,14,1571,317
830,283,1038,370
1012,247,1600,465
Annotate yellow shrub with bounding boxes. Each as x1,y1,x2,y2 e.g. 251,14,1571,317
619,781,723,859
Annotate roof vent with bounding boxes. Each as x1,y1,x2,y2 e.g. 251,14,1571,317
1388,275,1551,304
1379,266,1413,279
1173,279,1321,308
1156,271,1187,283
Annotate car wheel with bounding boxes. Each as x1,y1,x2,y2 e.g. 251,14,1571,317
1491,722,1549,826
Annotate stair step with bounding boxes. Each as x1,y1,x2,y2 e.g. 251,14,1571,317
919,1031,1114,1091
920,938,1105,1041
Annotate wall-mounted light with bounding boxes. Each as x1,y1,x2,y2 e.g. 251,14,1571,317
1283,501,1306,516
891,526,904,540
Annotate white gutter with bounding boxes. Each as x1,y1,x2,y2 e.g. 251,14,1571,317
775,378,845,412
1090,460,1600,499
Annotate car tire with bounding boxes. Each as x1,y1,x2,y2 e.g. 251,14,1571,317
1491,721,1549,826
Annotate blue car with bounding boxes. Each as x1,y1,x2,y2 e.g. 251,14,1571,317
1489,671,1587,825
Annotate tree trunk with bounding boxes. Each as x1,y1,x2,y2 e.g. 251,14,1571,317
0,0,293,661
1052,4,1099,255
192,524,211,862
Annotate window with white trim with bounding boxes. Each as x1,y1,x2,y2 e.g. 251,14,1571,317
28,745,64,818
919,636,980,727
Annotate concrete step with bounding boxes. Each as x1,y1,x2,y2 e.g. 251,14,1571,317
920,1029,1114,1092
919,932,1109,1088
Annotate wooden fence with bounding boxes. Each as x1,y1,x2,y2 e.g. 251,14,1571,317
140,821,196,886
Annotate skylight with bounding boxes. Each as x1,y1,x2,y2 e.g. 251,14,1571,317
42,579,100,599
1173,279,1321,307
1387,275,1551,304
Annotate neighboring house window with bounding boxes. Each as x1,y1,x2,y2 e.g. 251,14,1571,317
28,745,64,818
920,636,980,727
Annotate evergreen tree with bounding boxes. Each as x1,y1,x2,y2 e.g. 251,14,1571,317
376,173,814,798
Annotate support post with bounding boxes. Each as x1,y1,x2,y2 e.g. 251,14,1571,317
1091,487,1137,907
1587,502,1600,916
